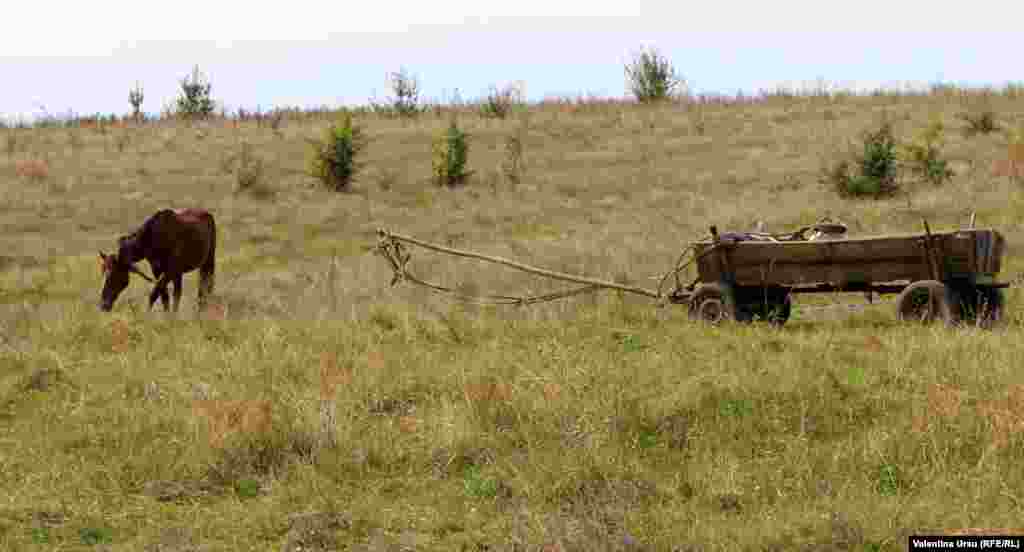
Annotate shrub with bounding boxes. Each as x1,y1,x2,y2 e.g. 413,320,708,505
479,83,523,119
306,113,369,192
234,142,271,198
958,109,999,137
269,110,284,138
900,119,954,186
176,65,216,120
858,121,900,190
79,526,113,546
501,122,526,185
462,465,501,499
128,81,144,121
624,47,684,104
386,68,424,118
822,119,901,198
432,118,473,188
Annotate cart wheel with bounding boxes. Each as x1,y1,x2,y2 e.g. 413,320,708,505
977,287,1005,328
688,283,736,325
958,286,1006,329
896,280,961,326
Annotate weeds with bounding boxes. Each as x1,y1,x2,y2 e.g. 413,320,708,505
432,117,473,187
68,129,83,153
480,83,524,119
234,478,261,499
78,526,113,546
306,113,369,192
375,167,399,191
462,465,501,499
901,118,954,186
959,109,999,136
875,463,902,496
233,141,270,197
114,132,130,153
269,110,285,138
31,527,50,544
501,122,526,185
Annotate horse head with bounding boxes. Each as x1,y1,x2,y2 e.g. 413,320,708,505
98,250,154,311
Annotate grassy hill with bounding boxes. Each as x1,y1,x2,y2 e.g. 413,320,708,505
1,87,1024,551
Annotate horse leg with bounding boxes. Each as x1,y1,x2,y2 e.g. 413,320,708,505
148,274,172,311
198,237,216,310
148,286,161,310
160,288,171,311
197,274,211,310
172,274,184,313
148,285,170,311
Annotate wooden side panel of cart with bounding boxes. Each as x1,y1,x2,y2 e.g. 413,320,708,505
692,228,1006,289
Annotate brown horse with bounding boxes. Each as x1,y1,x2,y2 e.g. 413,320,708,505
99,208,217,312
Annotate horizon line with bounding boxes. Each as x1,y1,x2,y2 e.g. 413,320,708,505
4,78,1023,125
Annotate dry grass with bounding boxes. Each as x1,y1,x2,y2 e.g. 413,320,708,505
13,158,49,181
191,398,274,448
1,87,1024,550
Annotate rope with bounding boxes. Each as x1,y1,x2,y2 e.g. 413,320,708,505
654,242,730,300
655,245,694,299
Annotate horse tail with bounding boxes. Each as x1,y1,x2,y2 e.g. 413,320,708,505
199,214,217,306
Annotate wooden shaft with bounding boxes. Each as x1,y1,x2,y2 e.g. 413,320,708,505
921,219,942,281
377,229,662,299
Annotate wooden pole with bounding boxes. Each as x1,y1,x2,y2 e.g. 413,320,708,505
709,225,733,281
922,219,942,281
377,229,662,299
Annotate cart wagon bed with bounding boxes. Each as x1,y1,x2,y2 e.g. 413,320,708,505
676,225,1009,327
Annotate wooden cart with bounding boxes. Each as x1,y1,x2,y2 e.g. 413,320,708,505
668,221,1010,327
376,217,1011,329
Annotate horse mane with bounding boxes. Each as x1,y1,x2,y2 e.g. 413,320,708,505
117,209,175,263
116,232,144,264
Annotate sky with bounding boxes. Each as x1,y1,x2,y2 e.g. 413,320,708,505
3,1,1023,122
